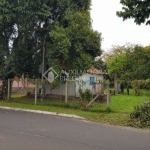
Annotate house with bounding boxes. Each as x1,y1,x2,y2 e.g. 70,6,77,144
42,67,104,97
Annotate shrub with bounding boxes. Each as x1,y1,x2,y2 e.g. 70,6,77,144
78,88,85,101
79,88,93,102
84,89,93,102
130,101,150,127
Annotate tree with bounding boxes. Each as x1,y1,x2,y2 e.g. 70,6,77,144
0,0,102,98
128,45,150,80
104,44,150,94
94,57,107,72
116,0,150,25
0,0,54,98
0,0,102,74
47,7,102,72
103,45,130,93
0,0,52,77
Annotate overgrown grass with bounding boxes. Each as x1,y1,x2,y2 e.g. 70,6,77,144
0,89,150,128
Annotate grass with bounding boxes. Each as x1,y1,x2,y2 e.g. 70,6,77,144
0,89,150,128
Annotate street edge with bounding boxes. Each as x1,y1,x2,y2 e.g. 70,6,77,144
0,106,85,120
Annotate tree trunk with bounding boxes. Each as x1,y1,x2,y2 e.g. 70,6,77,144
127,86,130,95
114,74,119,94
2,79,8,100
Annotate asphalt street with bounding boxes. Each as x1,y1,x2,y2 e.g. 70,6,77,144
0,108,150,150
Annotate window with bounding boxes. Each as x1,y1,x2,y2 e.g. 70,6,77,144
90,77,95,85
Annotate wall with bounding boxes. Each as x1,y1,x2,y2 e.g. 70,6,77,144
43,73,104,97
75,73,104,97
45,81,76,96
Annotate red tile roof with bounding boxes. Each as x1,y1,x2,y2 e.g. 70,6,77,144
87,67,103,75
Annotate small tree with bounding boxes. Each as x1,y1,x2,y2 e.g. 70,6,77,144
79,88,93,106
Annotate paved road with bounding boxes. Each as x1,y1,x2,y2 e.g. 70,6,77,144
0,109,150,150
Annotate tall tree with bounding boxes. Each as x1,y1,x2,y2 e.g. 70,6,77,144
47,3,102,72
0,0,102,98
116,0,150,25
0,0,102,75
103,45,130,93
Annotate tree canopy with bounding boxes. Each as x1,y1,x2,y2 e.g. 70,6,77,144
104,44,150,81
116,0,150,25
0,0,102,79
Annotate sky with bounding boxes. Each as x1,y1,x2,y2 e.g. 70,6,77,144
90,0,150,51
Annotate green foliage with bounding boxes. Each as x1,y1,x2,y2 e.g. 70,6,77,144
79,88,85,101
84,89,93,102
103,44,132,80
129,45,150,79
117,0,150,25
104,44,150,82
0,0,102,98
130,102,150,128
130,79,150,96
79,88,93,102
48,25,71,60
0,0,102,79
47,9,102,71
131,80,144,96
9,98,80,109
144,79,150,89
94,57,107,72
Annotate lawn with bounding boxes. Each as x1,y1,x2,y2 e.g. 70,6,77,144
0,89,150,128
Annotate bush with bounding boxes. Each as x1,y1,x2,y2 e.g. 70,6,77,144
79,88,93,102
130,101,150,127
84,89,93,102
78,88,85,101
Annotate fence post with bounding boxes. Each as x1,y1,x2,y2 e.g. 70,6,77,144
65,81,68,103
7,79,10,100
35,79,37,105
107,79,110,108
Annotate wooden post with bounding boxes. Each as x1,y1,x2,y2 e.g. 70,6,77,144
114,74,118,94
41,37,46,101
26,76,28,95
107,79,110,108
86,93,101,108
7,79,10,100
65,81,68,103
18,78,19,90
35,80,37,105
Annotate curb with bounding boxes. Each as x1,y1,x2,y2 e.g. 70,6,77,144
0,106,84,120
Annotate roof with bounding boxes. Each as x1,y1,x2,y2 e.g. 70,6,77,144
87,67,103,75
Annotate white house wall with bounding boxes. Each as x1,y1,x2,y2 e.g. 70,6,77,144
45,81,76,96
75,73,103,97
43,73,104,97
